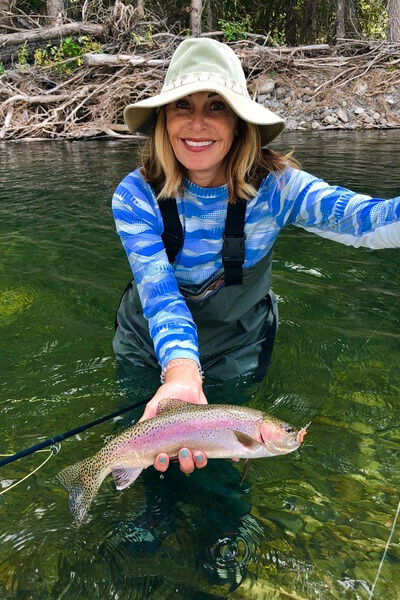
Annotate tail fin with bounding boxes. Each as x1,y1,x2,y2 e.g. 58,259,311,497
56,457,106,525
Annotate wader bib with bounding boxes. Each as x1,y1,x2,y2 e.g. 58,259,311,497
113,195,277,381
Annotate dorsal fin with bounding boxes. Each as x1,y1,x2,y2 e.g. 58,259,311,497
233,430,263,450
156,398,188,416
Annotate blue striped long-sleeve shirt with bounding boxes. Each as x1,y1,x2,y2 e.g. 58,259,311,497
112,167,400,368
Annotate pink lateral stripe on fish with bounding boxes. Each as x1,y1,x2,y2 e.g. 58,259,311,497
56,398,308,524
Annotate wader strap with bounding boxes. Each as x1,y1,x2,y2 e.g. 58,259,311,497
159,198,183,263
222,199,246,286
158,195,246,286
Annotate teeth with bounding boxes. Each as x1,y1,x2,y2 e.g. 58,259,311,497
184,140,214,147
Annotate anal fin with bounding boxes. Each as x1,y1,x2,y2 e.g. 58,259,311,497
111,466,143,490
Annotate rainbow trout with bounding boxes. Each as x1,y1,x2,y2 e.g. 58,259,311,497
57,399,307,524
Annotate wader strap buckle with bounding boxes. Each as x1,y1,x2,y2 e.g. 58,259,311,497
222,234,245,286
223,199,247,286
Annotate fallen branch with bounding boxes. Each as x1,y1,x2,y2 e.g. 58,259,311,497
2,92,71,106
0,107,13,139
82,53,169,67
0,22,104,47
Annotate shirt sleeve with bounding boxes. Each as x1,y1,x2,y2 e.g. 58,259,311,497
112,170,200,369
272,168,400,249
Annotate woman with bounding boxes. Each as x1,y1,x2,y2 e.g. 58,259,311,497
112,37,400,475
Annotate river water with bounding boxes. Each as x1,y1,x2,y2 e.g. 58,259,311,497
0,130,399,599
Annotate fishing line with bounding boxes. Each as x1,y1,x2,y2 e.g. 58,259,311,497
0,444,60,498
369,500,400,599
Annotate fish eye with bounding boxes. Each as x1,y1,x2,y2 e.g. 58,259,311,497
281,423,295,434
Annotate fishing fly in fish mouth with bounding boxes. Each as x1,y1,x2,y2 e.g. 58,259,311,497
57,400,309,524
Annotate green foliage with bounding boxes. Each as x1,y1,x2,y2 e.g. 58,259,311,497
33,36,101,74
218,15,252,41
0,62,4,75
358,0,388,39
16,44,29,68
131,24,153,45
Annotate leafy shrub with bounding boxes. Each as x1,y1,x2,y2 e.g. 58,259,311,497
218,15,252,41
32,36,102,74
17,43,29,68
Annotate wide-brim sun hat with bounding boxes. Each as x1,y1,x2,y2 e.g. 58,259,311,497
124,37,285,147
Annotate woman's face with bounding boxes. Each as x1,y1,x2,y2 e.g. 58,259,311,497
165,91,238,187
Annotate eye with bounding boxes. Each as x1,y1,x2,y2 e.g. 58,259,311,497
210,101,226,111
176,99,190,109
282,423,295,434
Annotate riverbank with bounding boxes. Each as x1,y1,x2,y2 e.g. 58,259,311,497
1,37,400,141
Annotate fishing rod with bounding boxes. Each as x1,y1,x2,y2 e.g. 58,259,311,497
0,395,152,468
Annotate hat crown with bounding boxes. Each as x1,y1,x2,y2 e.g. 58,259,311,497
162,38,249,97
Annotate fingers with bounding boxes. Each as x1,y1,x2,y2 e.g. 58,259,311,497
178,448,195,474
192,450,208,469
154,452,169,472
153,449,208,474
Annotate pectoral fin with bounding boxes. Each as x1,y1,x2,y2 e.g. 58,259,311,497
111,466,143,490
233,430,263,450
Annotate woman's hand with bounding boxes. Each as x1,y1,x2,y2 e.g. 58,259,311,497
139,359,208,474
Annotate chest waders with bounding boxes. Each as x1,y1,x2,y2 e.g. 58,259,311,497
113,195,278,382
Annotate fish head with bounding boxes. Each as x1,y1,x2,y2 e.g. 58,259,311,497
259,417,309,456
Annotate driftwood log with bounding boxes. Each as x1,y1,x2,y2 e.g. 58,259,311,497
0,22,105,48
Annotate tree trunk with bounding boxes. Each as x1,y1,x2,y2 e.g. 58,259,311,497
301,0,319,44
346,0,361,38
0,0,11,34
205,0,213,32
285,0,297,45
137,0,144,19
387,0,400,41
336,0,345,39
46,0,65,25
190,0,202,37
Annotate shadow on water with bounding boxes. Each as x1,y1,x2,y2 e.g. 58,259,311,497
0,132,400,599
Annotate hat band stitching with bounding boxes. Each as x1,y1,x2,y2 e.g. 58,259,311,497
162,72,249,98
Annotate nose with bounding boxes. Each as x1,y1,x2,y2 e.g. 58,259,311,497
189,109,206,131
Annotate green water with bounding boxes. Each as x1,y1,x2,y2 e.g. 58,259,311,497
0,131,399,599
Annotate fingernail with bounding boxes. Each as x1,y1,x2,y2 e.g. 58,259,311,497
180,449,188,459
159,457,166,464
195,454,202,462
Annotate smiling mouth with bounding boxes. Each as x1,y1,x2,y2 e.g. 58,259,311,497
182,139,215,148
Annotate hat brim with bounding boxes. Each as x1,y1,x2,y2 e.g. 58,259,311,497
124,82,285,146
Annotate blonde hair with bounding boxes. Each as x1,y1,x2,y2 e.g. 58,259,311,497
141,107,298,202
